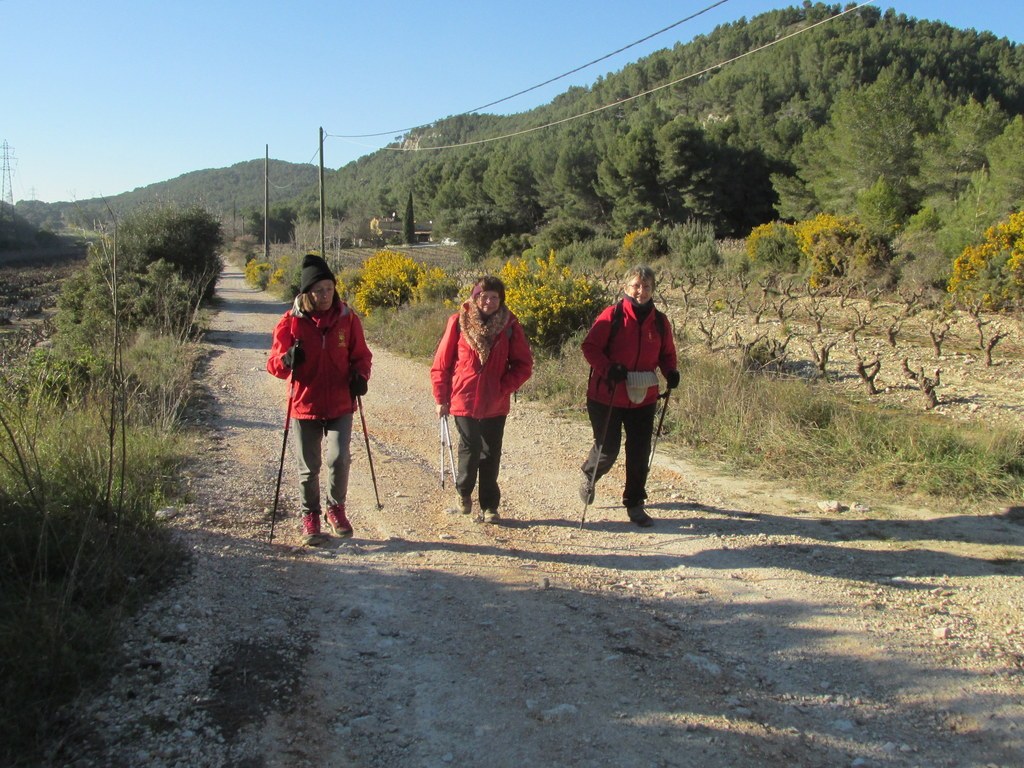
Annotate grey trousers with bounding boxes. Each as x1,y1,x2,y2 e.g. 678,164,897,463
292,414,353,515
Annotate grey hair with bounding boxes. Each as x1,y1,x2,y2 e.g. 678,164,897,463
624,264,656,289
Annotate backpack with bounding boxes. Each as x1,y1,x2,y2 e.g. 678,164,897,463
604,299,669,353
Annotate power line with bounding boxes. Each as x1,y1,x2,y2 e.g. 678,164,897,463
376,1,878,154
325,0,732,141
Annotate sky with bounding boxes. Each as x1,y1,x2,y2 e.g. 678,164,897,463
2,0,1021,204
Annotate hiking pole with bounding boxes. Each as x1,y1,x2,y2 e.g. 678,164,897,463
648,390,671,472
581,383,619,530
442,416,457,487
269,377,295,545
357,395,384,509
439,418,446,488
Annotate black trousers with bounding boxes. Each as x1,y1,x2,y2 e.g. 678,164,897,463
453,414,507,511
581,399,656,508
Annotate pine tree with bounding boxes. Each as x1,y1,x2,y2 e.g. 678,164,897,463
404,191,415,245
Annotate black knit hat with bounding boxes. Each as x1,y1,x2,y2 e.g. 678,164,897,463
299,254,335,294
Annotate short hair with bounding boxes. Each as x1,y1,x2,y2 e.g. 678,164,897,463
624,265,656,290
471,275,506,305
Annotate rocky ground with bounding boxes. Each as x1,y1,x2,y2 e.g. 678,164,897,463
49,264,1024,768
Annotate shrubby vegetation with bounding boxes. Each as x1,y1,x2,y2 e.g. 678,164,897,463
1,205,223,766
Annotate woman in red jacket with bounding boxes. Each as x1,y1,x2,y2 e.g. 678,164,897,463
580,265,678,527
267,254,373,542
431,276,533,523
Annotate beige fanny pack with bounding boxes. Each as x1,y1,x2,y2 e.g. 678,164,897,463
625,370,659,403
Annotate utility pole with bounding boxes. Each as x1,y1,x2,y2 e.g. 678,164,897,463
318,127,325,258
264,145,270,262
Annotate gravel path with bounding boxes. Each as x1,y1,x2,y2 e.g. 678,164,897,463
54,265,1024,768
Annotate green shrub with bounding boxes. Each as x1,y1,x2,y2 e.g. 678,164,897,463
56,205,223,354
745,221,803,272
666,219,722,272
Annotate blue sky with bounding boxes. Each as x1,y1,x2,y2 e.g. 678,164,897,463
3,0,1020,204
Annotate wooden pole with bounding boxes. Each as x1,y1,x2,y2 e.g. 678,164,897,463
319,127,326,258
264,145,270,262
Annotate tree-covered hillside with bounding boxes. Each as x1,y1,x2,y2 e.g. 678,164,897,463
322,3,1022,258
13,159,322,236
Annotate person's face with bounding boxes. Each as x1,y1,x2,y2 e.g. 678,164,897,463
624,275,654,304
308,279,335,311
474,289,502,317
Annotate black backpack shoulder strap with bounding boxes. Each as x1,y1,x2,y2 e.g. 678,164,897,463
604,300,625,353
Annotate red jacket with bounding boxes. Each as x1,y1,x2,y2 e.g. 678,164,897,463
431,305,533,419
267,298,372,419
582,299,677,408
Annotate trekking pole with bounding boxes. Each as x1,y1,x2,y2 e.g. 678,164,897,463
442,416,457,487
648,390,671,472
439,418,446,488
357,395,384,509
269,377,295,545
581,383,619,530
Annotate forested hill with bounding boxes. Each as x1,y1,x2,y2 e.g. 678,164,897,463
13,159,324,234
321,2,1023,256
13,2,1023,261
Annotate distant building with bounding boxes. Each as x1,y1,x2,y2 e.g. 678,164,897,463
369,212,432,244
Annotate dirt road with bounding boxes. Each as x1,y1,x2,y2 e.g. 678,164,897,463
58,265,1024,768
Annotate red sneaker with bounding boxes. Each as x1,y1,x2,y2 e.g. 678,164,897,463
325,503,353,537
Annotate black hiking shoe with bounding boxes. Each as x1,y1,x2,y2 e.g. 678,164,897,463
579,474,595,504
627,506,653,528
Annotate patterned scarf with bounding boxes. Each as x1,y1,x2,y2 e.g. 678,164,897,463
458,302,509,365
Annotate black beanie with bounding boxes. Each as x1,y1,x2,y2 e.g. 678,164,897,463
299,254,335,294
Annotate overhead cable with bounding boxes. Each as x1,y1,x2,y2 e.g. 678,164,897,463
378,1,878,153
326,0,731,141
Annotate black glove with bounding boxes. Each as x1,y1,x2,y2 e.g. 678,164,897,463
665,369,680,390
607,363,628,383
349,375,368,398
282,340,304,370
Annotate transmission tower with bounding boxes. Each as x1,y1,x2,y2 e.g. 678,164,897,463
1,140,14,209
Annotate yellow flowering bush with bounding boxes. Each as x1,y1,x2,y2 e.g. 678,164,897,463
500,251,606,352
948,210,1024,309
244,259,272,289
793,214,890,288
354,249,424,315
415,265,460,304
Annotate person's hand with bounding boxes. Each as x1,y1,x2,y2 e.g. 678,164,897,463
437,403,450,418
665,369,680,390
349,375,368,398
282,340,304,370
607,363,628,383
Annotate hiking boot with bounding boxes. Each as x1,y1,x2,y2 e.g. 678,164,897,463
482,508,499,524
325,503,353,537
579,474,595,504
301,512,322,543
460,495,473,515
627,506,653,528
